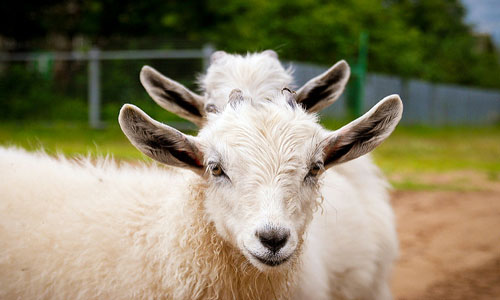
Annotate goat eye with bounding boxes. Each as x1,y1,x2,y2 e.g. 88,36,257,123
307,163,323,178
210,164,223,176
310,166,320,176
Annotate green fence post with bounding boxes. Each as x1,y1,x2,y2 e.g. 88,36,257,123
347,31,369,118
34,52,54,80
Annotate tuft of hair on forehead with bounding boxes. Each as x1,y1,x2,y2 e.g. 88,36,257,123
228,89,245,108
198,52,294,107
200,91,324,184
202,89,321,142
222,88,303,114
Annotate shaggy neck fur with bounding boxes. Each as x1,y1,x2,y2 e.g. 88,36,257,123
148,178,301,300
0,149,302,299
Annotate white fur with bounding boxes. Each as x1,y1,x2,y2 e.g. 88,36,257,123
0,53,398,300
0,101,397,299
140,51,349,126
196,97,398,299
199,52,293,111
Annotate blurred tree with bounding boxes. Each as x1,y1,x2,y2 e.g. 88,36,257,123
0,0,498,88
388,0,500,87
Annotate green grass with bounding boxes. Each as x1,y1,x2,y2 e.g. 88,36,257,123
323,120,500,190
0,121,145,160
1,120,499,190
371,125,500,175
321,119,500,173
390,180,484,192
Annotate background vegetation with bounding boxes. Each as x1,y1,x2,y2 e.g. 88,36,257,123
1,0,500,122
1,0,499,190
2,0,499,87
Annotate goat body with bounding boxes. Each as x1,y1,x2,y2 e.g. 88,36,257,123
0,147,396,299
0,51,400,300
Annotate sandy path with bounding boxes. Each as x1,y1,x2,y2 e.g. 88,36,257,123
391,177,500,299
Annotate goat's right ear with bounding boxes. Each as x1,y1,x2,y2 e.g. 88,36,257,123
322,95,403,167
296,60,350,112
140,66,206,127
119,104,205,175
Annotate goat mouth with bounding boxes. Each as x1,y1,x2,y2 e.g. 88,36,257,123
249,252,292,267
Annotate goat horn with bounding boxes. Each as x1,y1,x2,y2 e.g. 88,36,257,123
205,103,220,114
282,87,298,108
229,89,244,107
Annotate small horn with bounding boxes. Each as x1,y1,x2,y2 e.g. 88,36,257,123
282,87,297,108
229,89,244,108
205,103,220,114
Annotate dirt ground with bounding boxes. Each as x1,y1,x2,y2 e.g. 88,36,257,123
390,172,500,300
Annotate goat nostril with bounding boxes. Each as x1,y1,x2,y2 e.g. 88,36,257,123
257,228,290,253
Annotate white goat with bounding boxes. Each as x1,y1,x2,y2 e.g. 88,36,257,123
0,52,401,300
139,50,350,126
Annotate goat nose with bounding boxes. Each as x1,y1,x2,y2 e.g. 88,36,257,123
257,228,290,253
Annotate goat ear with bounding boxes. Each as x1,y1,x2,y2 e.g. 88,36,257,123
140,66,206,127
262,49,278,59
119,104,204,175
296,60,350,112
210,50,227,64
322,95,403,167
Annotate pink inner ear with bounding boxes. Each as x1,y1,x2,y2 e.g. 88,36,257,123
177,150,203,169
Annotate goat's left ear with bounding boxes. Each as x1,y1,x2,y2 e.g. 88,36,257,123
322,95,403,168
140,66,206,127
296,60,350,112
119,104,205,175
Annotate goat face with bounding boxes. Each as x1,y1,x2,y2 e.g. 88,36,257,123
119,90,403,271
198,94,325,270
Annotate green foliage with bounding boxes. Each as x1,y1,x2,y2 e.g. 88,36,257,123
0,65,87,120
0,0,499,123
201,0,500,88
0,58,201,121
2,0,500,89
97,58,201,122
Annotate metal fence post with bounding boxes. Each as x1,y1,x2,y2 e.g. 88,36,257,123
88,47,102,128
202,44,215,71
347,31,369,118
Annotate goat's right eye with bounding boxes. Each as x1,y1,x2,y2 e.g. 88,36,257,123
207,162,231,182
210,164,223,177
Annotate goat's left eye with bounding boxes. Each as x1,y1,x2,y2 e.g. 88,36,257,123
310,165,321,176
306,162,323,179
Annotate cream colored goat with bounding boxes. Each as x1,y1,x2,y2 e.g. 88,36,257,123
0,51,401,300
